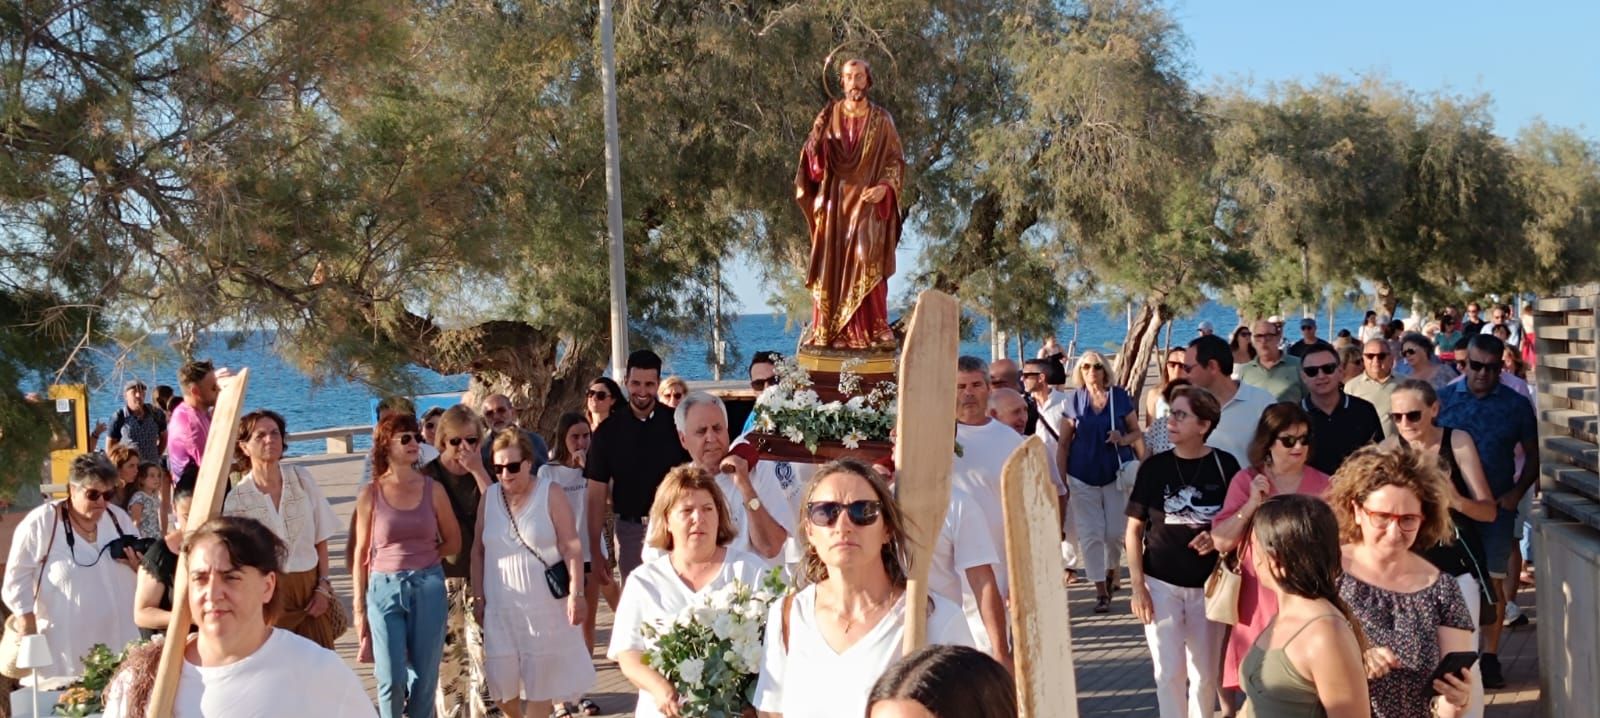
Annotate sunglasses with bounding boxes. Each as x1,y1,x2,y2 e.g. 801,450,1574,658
1082,363,1105,371
805,500,882,528
395,433,419,445
1274,433,1309,449
663,391,685,400
1390,410,1424,424
1301,362,1340,377
751,378,776,391
586,389,612,400
1021,371,1043,378
1402,348,1421,357
1363,352,1390,360
447,436,480,448
1467,359,1503,373
1256,332,1281,339
1360,505,1423,532
492,461,525,475
80,488,117,502
1165,361,1188,371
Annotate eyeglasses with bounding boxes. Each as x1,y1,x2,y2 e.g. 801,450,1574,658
586,390,612,400
1274,433,1309,449
1466,359,1503,373
751,377,776,391
80,488,116,502
805,500,882,528
492,461,525,475
1301,362,1340,377
447,436,480,448
1169,409,1193,422
1165,361,1188,371
1359,505,1424,532
395,433,419,445
1363,352,1390,360
1390,410,1424,425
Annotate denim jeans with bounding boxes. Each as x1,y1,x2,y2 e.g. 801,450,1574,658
369,565,448,718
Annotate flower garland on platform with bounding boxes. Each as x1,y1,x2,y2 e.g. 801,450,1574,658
750,356,896,453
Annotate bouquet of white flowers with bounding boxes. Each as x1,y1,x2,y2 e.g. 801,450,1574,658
640,568,788,717
751,355,896,453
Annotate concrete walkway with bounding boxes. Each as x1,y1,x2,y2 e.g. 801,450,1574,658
294,454,1543,717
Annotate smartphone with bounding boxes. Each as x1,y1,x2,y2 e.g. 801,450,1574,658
1429,651,1480,693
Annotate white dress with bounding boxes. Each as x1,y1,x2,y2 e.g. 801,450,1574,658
1,501,140,685
538,463,590,561
480,480,596,702
753,586,975,718
606,550,768,718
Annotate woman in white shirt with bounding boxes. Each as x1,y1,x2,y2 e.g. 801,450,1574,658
607,464,768,718
754,459,974,718
3,453,141,686
224,410,342,648
103,516,374,718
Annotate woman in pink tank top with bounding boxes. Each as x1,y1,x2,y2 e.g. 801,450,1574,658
353,414,462,718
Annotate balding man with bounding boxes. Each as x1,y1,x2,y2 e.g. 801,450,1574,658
1344,339,1400,437
1236,319,1304,402
989,358,1021,393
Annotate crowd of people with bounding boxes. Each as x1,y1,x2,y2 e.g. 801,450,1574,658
0,300,1542,718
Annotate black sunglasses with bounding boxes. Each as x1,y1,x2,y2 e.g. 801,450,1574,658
586,389,612,400
1467,359,1503,373
1021,371,1043,378
1274,434,1310,449
806,500,882,528
751,377,776,391
80,487,117,502
1363,352,1390,360
395,433,418,445
1402,348,1420,357
447,436,480,448
492,461,525,475
1301,362,1340,377
1390,410,1424,424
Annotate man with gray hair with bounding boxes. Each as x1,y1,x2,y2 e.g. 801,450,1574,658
479,393,548,473
649,391,790,565
951,356,1023,645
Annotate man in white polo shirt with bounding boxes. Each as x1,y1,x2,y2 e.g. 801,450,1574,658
949,355,1023,664
1184,335,1273,466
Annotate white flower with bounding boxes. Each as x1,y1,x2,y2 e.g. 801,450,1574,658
845,395,868,411
756,414,776,432
679,657,706,687
711,612,737,640
842,430,865,449
821,401,843,414
793,389,820,407
783,425,805,444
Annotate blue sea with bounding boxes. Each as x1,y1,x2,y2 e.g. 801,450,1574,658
69,300,1385,455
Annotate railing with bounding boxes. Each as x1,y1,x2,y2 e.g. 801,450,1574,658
286,424,373,454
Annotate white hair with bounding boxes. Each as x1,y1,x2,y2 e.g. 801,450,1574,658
674,391,727,433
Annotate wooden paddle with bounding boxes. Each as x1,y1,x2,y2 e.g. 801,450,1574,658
1002,436,1079,717
894,289,960,653
148,368,251,716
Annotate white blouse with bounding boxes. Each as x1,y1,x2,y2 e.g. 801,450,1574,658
224,465,338,573
606,550,768,718
753,585,975,718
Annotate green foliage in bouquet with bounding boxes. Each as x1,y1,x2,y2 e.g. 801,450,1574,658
54,642,131,717
641,568,788,718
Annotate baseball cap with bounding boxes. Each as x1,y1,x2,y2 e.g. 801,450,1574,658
1300,317,1317,329
1196,320,1214,334
123,379,147,392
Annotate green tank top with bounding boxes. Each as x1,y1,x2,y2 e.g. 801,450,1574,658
1241,614,1340,718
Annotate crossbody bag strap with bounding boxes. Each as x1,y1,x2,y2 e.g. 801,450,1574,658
31,503,63,612
499,484,552,570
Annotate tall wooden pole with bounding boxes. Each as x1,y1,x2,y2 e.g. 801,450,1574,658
600,0,628,379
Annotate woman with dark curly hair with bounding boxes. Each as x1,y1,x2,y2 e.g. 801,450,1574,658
1329,444,1475,718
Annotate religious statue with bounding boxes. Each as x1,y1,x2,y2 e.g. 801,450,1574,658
795,58,905,350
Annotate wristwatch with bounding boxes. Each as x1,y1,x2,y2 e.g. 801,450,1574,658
746,497,762,513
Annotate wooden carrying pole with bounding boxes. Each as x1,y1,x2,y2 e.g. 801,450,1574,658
147,369,251,717
1002,436,1080,718
894,289,959,653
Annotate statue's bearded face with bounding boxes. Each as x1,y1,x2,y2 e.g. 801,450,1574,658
840,61,871,101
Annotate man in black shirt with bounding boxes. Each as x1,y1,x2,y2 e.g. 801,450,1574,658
1286,317,1334,360
584,349,689,582
1297,345,1384,476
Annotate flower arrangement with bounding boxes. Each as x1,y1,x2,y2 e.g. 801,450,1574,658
750,355,896,453
640,568,788,718
55,642,129,716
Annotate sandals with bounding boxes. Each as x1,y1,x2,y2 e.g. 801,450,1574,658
1093,594,1111,613
552,704,575,718
578,699,602,716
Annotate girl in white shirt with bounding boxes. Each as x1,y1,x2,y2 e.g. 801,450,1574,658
755,459,974,718
607,464,768,718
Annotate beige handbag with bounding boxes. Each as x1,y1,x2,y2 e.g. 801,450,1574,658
1,504,61,678
1204,550,1243,625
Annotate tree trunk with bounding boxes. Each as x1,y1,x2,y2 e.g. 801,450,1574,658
1114,296,1168,402
1373,280,1400,320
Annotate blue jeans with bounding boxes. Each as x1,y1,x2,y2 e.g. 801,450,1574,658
368,565,448,718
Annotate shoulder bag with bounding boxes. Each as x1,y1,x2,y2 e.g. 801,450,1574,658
1,503,63,678
290,466,349,641
501,484,571,599
1111,388,1141,493
1203,461,1246,625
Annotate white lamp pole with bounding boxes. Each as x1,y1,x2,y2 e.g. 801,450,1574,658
18,633,51,718
599,0,629,378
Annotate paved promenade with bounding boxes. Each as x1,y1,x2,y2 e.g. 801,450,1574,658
296,453,1542,717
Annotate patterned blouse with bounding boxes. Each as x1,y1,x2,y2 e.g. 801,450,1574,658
1338,570,1473,718
224,465,339,574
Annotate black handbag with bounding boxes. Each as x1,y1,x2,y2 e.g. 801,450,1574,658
500,486,571,599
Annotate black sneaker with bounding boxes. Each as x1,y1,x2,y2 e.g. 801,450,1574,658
1093,594,1111,613
1481,653,1506,689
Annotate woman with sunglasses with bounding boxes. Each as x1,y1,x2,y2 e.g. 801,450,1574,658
540,411,617,716
1396,333,1458,390
354,413,463,718
609,464,767,718
1229,326,1256,377
1141,347,1190,455
585,376,624,431
3,453,141,685
1329,445,1475,718
657,376,689,410
1210,403,1333,701
469,429,593,718
755,460,973,718
1059,350,1142,613
224,410,342,648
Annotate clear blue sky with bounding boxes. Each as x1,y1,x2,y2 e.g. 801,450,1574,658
723,0,1599,312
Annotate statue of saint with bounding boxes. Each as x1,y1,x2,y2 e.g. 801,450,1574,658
795,58,904,350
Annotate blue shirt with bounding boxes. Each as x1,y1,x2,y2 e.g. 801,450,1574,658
1437,382,1536,496
1063,386,1136,487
